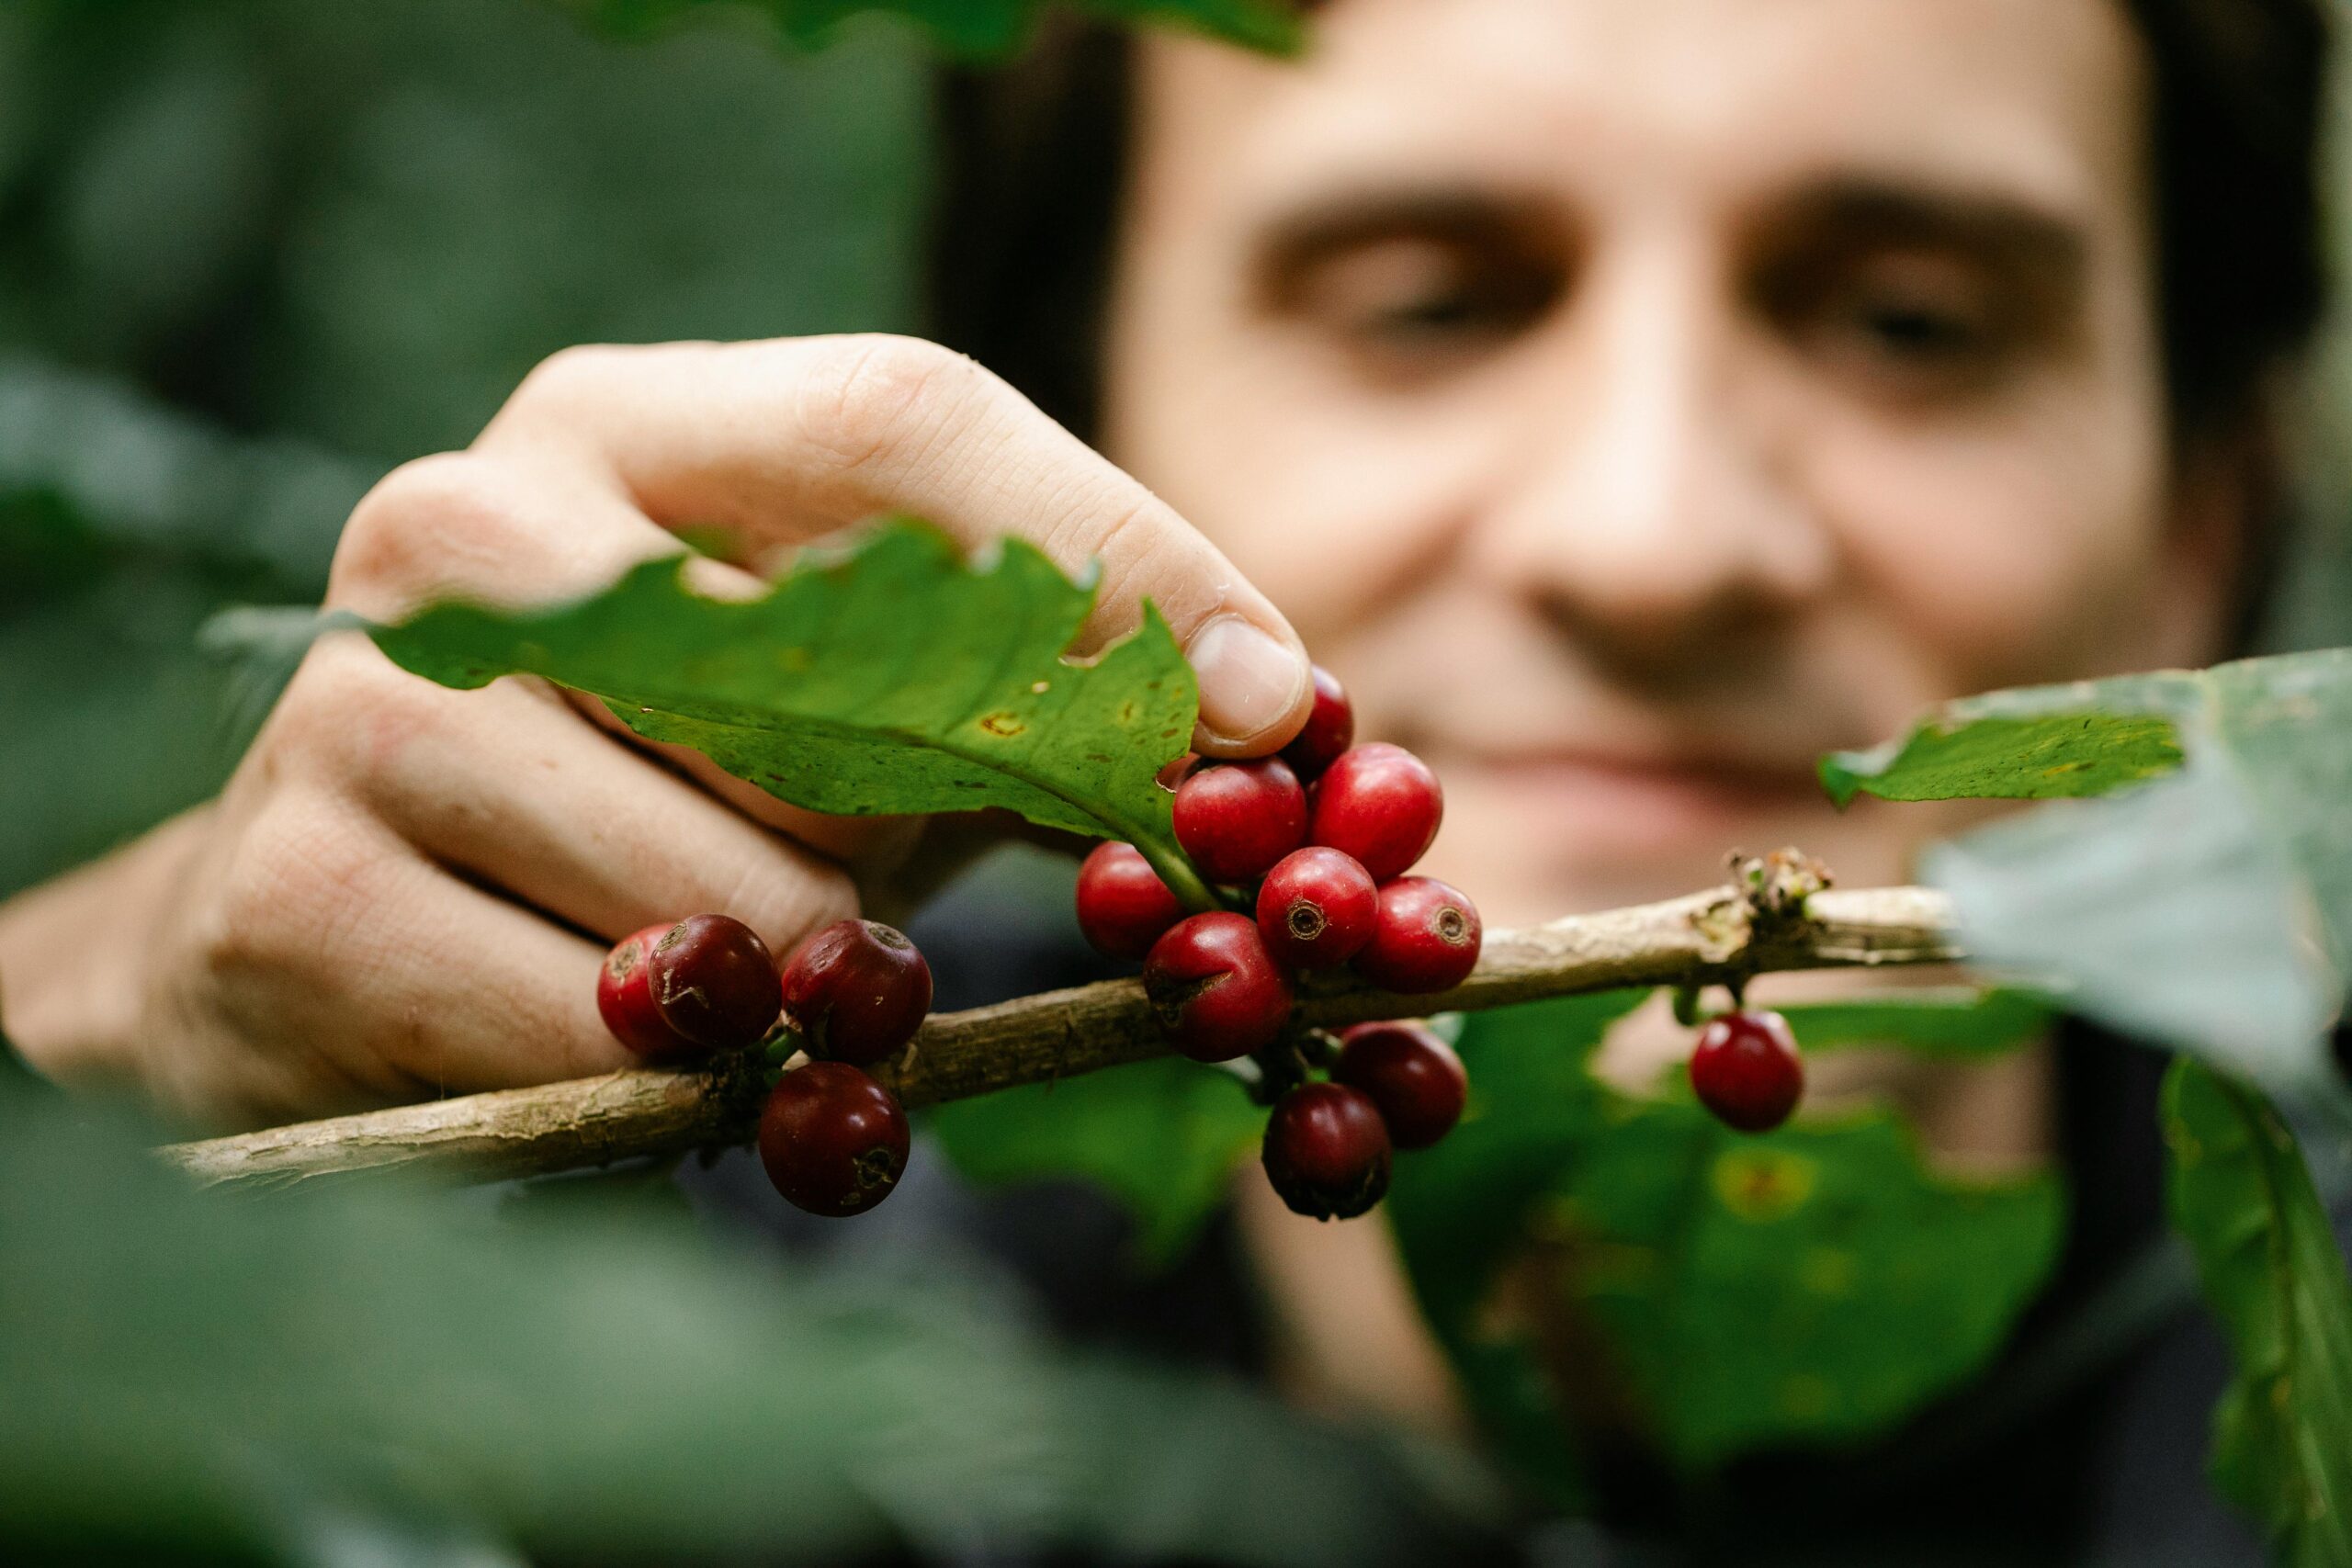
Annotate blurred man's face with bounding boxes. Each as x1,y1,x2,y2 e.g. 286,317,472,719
1104,0,2238,924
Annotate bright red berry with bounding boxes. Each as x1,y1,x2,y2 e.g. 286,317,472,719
1262,1082,1392,1220
1142,911,1294,1061
1172,758,1308,886
780,919,934,1066
1690,1010,1804,1133
1075,841,1187,961
1308,743,1442,883
1334,1021,1468,1149
597,922,695,1060
758,1061,910,1217
1354,877,1482,994
1280,665,1356,781
645,914,784,1053
1255,847,1378,969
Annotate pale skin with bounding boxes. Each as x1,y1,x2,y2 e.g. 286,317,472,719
0,0,2256,1427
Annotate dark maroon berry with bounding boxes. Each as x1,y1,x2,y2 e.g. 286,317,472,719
758,1061,910,1217
1690,1010,1804,1133
1354,877,1481,994
1075,841,1187,961
1172,758,1309,886
1334,1021,1467,1149
1308,743,1442,882
1262,1082,1392,1220
1142,911,1294,1062
1255,847,1378,969
780,919,934,1066
645,914,784,1053
597,921,696,1060
1280,665,1356,780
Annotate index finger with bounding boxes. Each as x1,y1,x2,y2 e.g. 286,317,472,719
472,334,1314,757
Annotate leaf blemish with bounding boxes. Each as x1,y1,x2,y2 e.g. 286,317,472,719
978,711,1026,738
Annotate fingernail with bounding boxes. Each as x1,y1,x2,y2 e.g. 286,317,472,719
1187,615,1307,745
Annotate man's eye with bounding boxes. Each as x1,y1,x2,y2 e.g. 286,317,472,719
1773,256,2018,401
1852,296,1985,359
1273,235,1562,375
1357,285,1500,342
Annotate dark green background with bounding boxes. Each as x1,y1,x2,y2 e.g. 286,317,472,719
0,0,928,896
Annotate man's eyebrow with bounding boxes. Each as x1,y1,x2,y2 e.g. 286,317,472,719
1754,176,2090,278
1246,184,1563,281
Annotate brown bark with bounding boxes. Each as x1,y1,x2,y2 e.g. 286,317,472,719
162,884,1960,1192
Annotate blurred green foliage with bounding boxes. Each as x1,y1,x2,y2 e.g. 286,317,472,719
0,1034,1506,1565
1388,992,2061,1497
0,0,929,897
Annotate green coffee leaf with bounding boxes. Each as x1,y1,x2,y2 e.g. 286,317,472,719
1820,707,2185,809
929,1057,1265,1269
368,520,1202,896
1388,991,2061,1486
2164,1059,2352,1568
1819,649,2352,1102
563,0,1304,57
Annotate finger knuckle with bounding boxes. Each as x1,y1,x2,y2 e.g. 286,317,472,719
263,641,428,773
328,452,516,607
794,333,976,479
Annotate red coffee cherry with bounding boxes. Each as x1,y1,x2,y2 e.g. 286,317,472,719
1354,877,1482,994
1280,664,1356,781
1690,1010,1804,1133
1262,1081,1392,1220
1334,1021,1468,1149
1255,846,1378,969
1172,758,1309,886
646,913,784,1053
780,919,934,1066
596,922,695,1060
1308,743,1442,882
758,1061,910,1217
1142,911,1294,1062
1075,841,1187,961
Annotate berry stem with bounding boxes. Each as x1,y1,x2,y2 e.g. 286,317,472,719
1134,836,1219,916
163,882,1962,1190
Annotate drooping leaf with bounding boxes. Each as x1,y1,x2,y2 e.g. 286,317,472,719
368,520,1204,897
560,0,1304,57
0,1068,1502,1565
2164,1059,2352,1568
929,1056,1265,1269
1929,766,2336,1096
1388,990,2061,1489
1819,649,2352,1103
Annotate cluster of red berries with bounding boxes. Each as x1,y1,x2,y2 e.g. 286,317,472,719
1261,1020,1468,1219
1078,668,1482,1059
1689,1008,1804,1133
1075,667,1484,1219
596,913,933,1218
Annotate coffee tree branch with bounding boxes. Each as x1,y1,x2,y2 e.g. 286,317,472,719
160,884,1961,1192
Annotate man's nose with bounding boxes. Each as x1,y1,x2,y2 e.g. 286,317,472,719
1468,240,1835,672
